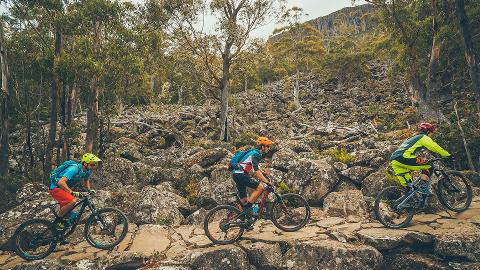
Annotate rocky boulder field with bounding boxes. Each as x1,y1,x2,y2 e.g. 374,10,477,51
2,70,480,269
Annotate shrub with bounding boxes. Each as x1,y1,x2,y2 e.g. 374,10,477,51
323,148,354,164
276,181,298,194
231,130,257,148
287,102,298,112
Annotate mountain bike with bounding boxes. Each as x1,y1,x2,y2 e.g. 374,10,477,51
204,180,310,245
12,192,128,261
375,158,472,228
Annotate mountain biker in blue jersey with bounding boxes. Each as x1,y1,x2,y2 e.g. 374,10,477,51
231,137,274,215
49,153,101,231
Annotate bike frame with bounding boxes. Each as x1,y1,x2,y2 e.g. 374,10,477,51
395,158,445,210
233,187,287,220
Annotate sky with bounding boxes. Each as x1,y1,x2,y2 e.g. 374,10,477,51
130,0,369,39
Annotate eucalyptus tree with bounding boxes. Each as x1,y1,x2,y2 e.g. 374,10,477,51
172,0,285,141
357,0,449,121
455,0,480,121
271,8,324,108
0,19,9,177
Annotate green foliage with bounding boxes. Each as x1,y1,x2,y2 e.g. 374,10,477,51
155,216,175,226
325,148,354,164
287,102,298,112
184,180,199,204
276,181,298,194
231,131,257,148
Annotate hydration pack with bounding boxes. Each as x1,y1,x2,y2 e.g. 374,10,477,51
228,149,254,171
49,160,78,181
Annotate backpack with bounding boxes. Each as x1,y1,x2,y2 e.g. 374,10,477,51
49,160,78,182
229,149,254,171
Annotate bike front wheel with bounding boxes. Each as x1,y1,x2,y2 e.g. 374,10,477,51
436,171,472,212
204,205,244,245
84,208,128,250
374,186,415,228
13,219,58,261
270,193,310,232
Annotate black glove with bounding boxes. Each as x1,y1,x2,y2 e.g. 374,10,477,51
265,184,275,193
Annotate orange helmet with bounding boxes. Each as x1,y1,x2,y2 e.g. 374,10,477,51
256,137,274,147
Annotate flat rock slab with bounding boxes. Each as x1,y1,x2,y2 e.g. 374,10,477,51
455,208,480,220
128,225,171,256
316,217,345,228
357,228,433,250
413,214,441,224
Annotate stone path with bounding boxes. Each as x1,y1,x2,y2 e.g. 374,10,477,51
2,197,480,269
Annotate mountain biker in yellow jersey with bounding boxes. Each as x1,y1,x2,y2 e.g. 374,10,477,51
390,122,452,195
231,137,274,216
49,153,101,231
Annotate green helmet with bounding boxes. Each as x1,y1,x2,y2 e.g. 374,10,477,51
81,153,102,164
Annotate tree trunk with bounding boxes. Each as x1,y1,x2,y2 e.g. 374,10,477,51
455,0,480,120
294,69,301,108
219,57,231,142
425,0,448,122
454,102,476,171
0,20,8,176
85,21,101,153
65,81,76,159
45,30,62,175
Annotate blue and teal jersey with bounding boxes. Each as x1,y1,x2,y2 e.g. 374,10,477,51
49,162,91,190
233,148,262,174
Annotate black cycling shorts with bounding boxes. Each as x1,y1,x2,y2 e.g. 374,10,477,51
232,173,259,199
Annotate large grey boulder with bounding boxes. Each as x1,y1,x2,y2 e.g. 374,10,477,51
133,162,169,185
187,245,253,270
351,149,388,168
113,136,144,162
339,166,374,184
243,242,283,270
92,157,137,191
130,186,190,226
287,240,383,270
356,228,434,251
185,148,229,168
323,190,368,218
361,166,393,197
271,148,299,172
383,254,450,270
285,158,339,204
434,222,480,261
197,168,236,208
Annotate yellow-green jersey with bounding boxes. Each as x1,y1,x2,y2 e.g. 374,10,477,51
390,134,451,163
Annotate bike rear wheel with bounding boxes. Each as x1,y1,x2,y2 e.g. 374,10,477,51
204,205,244,245
436,171,472,212
270,193,310,232
84,208,128,250
13,219,57,261
374,186,415,228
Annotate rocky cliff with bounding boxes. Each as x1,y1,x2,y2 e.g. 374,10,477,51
307,4,375,36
